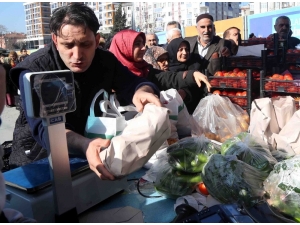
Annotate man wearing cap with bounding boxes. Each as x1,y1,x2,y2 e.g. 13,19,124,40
185,13,231,76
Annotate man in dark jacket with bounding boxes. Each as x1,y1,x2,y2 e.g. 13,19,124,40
183,14,231,113
273,16,300,49
184,13,231,76
9,3,162,180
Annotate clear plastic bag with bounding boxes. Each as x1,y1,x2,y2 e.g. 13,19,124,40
201,154,267,207
167,135,218,173
192,94,250,143
154,161,202,199
263,155,300,222
222,132,278,174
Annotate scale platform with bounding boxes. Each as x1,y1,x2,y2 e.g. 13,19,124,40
3,157,128,223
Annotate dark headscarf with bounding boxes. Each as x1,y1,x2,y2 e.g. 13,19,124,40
143,46,168,70
167,37,191,72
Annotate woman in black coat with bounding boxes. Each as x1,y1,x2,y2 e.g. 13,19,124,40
167,37,208,114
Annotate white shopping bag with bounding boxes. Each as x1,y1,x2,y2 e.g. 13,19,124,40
160,89,192,138
84,89,127,140
100,104,171,177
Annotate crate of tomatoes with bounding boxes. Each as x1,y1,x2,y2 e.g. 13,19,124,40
286,49,300,64
213,90,248,107
209,68,260,88
263,73,300,93
210,69,248,89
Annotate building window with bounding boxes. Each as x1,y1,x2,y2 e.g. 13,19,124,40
261,3,267,8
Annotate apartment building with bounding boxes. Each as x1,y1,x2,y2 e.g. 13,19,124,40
133,2,240,33
20,2,242,47
23,2,52,49
241,2,300,15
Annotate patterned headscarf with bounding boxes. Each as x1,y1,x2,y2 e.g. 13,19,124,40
143,46,168,70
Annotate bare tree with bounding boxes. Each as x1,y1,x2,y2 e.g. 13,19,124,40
0,24,7,48
0,24,7,34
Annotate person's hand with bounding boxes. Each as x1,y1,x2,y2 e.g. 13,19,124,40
132,85,163,112
220,46,231,57
193,71,211,92
86,138,115,180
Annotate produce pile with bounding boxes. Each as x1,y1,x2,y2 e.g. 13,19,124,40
263,156,300,222
154,135,218,198
151,130,300,222
192,94,249,143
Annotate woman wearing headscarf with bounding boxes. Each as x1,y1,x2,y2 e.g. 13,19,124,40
109,30,211,107
167,37,207,113
143,46,169,71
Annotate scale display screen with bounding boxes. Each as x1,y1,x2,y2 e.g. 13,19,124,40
23,70,76,118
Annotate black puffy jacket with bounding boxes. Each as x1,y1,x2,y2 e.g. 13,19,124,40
8,42,155,167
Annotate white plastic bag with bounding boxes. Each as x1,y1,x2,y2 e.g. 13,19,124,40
100,104,171,177
84,89,127,140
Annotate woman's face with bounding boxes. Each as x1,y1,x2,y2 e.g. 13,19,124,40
177,42,189,63
133,36,146,62
9,54,16,61
157,53,169,71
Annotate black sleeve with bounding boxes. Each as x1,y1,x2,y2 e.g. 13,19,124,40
146,67,198,91
108,53,160,104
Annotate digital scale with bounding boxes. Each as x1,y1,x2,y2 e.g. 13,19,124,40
3,70,128,222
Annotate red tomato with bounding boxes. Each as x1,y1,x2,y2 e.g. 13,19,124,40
210,79,219,86
233,68,240,73
213,90,221,95
236,91,243,96
232,81,238,88
240,80,247,88
221,90,228,96
214,71,224,77
241,91,247,96
264,83,272,90
287,49,294,54
284,74,293,80
227,91,236,96
198,182,209,195
287,86,297,93
272,74,283,80
237,71,246,77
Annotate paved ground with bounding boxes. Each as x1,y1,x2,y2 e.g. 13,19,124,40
0,106,19,145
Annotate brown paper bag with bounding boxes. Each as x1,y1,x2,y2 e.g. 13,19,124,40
272,110,300,156
249,98,280,145
99,104,171,177
271,96,296,130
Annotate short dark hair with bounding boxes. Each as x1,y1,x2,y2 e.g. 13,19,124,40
166,21,181,30
223,27,240,39
196,13,214,23
20,47,27,52
275,16,291,25
50,3,100,36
